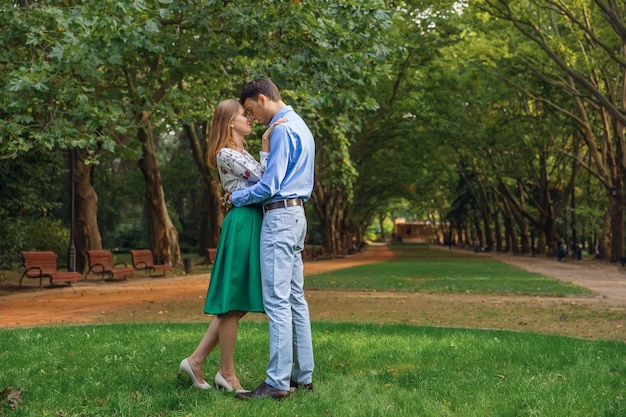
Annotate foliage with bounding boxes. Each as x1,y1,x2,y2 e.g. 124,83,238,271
1,0,623,258
0,220,26,270
0,2,135,159
22,216,70,255
160,147,205,251
0,216,70,269
0,149,69,268
90,153,146,250
346,0,469,241
0,150,65,217
466,0,626,259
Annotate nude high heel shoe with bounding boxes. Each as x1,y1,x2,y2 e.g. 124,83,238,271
179,358,211,390
215,371,250,394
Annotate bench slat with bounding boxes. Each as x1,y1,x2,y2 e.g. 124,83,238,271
206,248,217,264
129,249,172,277
20,251,82,287
85,250,134,281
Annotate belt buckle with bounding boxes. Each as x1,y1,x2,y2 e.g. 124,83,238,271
262,201,275,214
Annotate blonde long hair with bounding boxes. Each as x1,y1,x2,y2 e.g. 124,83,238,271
207,98,244,169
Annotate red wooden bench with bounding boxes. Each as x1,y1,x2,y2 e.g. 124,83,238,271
204,248,218,267
84,250,135,281
129,249,172,277
20,251,82,287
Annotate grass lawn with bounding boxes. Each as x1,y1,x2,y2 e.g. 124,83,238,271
1,322,625,417
305,244,591,296
1,244,624,416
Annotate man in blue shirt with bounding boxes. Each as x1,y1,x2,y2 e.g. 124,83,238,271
226,79,315,401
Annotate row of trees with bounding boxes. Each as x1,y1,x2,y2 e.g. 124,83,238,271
442,0,626,261
1,0,625,270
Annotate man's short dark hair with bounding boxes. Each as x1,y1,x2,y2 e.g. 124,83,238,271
240,79,282,104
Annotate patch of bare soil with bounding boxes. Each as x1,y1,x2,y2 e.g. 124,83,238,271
1,245,624,342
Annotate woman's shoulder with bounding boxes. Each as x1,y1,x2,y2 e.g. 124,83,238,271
217,147,237,156
216,148,238,161
218,148,255,160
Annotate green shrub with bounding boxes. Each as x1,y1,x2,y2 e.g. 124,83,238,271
0,219,27,269
0,216,69,269
108,222,148,250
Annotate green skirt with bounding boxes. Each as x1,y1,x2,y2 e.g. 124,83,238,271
204,205,264,315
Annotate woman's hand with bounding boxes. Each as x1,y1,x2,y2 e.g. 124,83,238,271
220,192,233,213
262,118,288,152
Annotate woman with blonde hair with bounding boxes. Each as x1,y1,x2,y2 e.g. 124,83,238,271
179,98,281,393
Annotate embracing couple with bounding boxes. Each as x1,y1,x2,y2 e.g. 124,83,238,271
178,78,315,401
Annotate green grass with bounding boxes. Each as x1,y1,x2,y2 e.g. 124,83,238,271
1,322,625,417
1,244,620,415
305,245,591,296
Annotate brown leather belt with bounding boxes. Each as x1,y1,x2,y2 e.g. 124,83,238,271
263,198,303,213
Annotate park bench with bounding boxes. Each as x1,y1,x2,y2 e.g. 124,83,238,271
204,248,218,266
20,251,82,287
84,250,135,281
129,249,172,277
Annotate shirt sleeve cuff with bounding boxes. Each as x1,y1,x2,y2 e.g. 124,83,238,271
231,189,242,206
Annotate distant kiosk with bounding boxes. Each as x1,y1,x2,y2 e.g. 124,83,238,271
394,219,438,244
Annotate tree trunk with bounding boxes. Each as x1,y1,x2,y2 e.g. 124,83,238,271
609,187,625,262
137,123,181,266
378,213,386,241
455,224,464,247
501,199,517,253
72,149,102,273
609,117,626,262
481,203,494,251
598,209,612,260
311,184,349,255
519,220,530,254
184,122,223,254
472,215,483,249
196,173,223,252
536,228,547,255
493,205,502,252
197,185,223,254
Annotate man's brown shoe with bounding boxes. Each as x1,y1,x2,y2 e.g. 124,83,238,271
236,382,290,401
290,380,314,392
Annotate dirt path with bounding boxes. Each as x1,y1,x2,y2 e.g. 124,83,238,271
0,246,393,328
474,248,626,306
1,245,625,342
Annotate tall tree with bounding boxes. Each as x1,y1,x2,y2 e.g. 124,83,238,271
477,0,626,261
224,0,398,254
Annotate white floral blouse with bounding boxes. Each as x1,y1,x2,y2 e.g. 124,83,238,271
216,148,269,193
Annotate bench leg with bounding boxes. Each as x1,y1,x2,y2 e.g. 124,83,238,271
20,273,45,287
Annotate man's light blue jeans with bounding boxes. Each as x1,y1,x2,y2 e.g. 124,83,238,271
260,205,314,391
